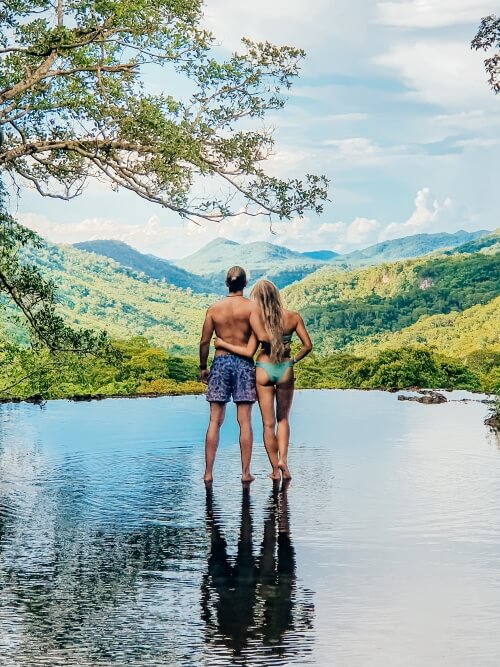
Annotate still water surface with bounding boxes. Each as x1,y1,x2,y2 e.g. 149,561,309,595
0,391,499,666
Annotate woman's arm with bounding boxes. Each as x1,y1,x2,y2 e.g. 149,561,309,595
214,333,259,358
291,313,313,364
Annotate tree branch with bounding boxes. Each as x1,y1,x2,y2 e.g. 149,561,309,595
0,52,58,103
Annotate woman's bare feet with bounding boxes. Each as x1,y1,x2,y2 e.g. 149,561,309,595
241,473,255,483
278,461,291,480
268,467,281,481
203,472,213,483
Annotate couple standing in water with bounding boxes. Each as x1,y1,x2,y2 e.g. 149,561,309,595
199,266,312,483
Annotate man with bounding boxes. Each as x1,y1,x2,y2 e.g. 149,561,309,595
199,266,259,484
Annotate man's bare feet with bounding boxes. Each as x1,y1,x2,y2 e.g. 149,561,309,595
241,473,255,483
278,461,291,480
203,473,213,483
268,468,281,481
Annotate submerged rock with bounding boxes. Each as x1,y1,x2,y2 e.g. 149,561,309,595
25,394,45,405
398,391,448,404
485,415,500,430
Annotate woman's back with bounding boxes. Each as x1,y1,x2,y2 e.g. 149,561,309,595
258,309,298,361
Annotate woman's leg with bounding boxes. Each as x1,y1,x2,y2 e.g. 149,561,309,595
276,369,294,479
256,371,280,480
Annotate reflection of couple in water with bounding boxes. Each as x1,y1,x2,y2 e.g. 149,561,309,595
202,483,314,661
199,266,312,483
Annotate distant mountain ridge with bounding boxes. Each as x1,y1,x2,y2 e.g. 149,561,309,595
72,230,492,295
173,230,490,284
174,238,325,288
74,240,225,294
445,228,500,256
176,238,322,271
337,229,489,266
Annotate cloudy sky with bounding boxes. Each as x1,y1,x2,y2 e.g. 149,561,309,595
16,0,500,258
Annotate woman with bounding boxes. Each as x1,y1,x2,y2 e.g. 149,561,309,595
215,280,312,480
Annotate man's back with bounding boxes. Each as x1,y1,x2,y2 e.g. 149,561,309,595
209,295,255,352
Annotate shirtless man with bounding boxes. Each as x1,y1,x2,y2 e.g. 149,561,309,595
199,266,262,484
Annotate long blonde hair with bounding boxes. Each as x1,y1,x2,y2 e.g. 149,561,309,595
250,280,286,363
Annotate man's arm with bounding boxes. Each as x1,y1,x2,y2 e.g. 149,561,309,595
199,308,214,383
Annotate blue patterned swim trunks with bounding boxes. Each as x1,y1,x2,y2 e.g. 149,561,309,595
206,354,256,403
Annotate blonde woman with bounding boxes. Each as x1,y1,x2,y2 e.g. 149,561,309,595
215,280,312,480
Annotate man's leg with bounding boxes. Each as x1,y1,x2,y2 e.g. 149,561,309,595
204,401,226,483
236,402,255,483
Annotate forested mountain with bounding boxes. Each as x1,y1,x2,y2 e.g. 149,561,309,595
353,297,500,359
174,238,324,288
283,252,500,351
445,228,500,256
336,229,489,267
172,230,490,287
74,240,224,294
17,241,212,353
176,238,315,272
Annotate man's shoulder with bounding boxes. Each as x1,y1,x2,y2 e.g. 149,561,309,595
213,295,253,308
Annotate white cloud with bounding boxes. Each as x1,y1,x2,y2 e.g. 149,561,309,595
454,137,500,149
375,41,498,109
381,188,456,240
17,213,215,259
322,137,410,165
269,188,469,250
203,0,373,66
377,0,498,28
343,217,381,244
430,110,500,130
320,113,369,122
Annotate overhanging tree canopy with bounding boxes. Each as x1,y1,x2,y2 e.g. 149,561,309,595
0,0,328,349
472,14,500,93
0,0,328,219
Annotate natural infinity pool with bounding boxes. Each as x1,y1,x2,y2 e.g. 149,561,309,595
0,391,499,666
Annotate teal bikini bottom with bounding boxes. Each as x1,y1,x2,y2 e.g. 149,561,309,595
256,360,293,384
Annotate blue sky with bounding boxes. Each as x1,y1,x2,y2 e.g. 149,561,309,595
17,0,500,258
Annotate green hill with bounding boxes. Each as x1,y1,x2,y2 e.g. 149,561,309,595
176,238,317,273
352,297,500,359
74,240,225,294
336,229,489,267
445,228,500,256
172,230,490,288
6,235,497,358
15,240,213,353
283,251,500,352
174,238,325,287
